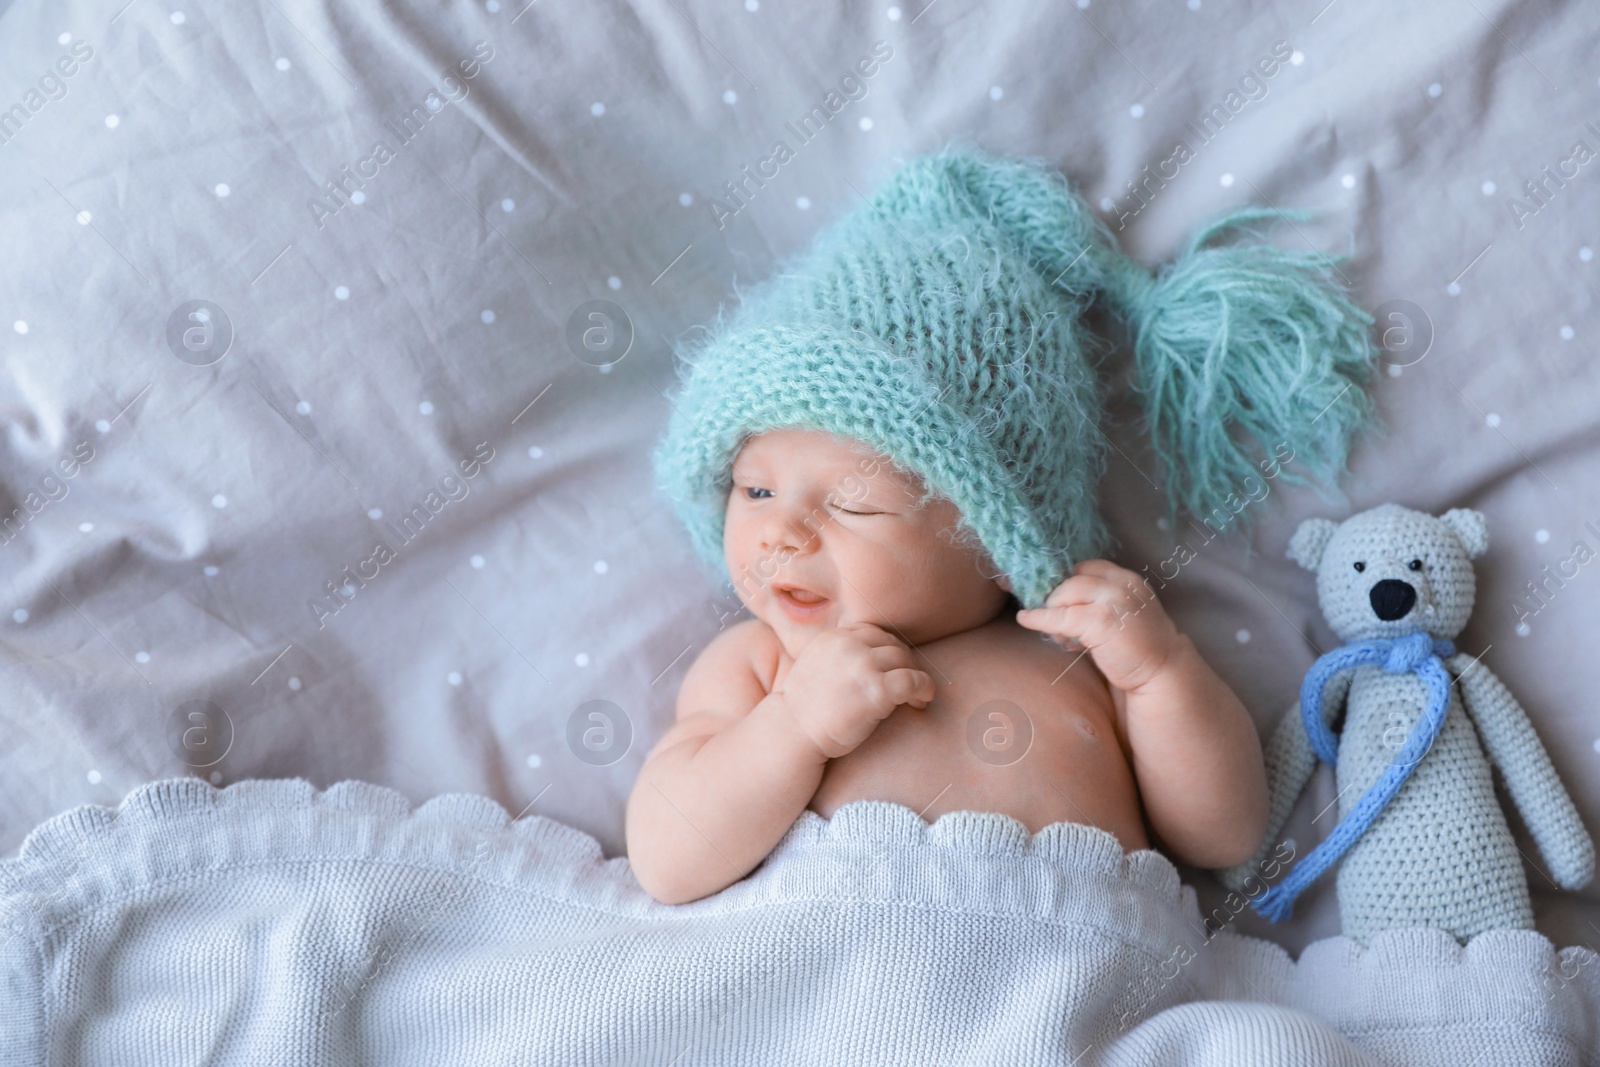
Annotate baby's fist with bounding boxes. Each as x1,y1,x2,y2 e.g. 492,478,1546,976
779,623,935,760
1015,560,1181,692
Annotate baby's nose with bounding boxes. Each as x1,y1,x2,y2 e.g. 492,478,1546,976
760,507,818,553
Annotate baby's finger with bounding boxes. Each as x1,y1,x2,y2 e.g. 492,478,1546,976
1041,576,1099,610
1048,571,1154,612
1016,603,1078,633
1042,569,1135,609
868,642,921,676
1081,560,1158,600
1018,618,1087,651
1072,559,1130,580
840,621,910,650
1016,602,1113,645
882,667,936,708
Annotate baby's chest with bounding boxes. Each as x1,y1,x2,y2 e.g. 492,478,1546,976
798,633,1144,839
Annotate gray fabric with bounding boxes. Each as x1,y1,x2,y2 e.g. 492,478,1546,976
0,0,1595,963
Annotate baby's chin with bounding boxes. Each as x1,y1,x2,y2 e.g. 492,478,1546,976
758,598,939,657
757,599,858,654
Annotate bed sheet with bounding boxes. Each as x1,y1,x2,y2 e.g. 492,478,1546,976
0,0,1595,959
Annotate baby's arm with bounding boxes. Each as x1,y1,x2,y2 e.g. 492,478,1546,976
1106,632,1270,868
625,621,828,905
626,619,934,904
1017,560,1268,869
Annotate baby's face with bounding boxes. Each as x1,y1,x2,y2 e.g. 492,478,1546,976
724,428,1011,655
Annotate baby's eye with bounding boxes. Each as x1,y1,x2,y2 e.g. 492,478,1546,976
1353,561,1365,572
1408,558,1423,571
743,486,772,500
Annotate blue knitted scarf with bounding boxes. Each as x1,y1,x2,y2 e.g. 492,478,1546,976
1250,630,1456,922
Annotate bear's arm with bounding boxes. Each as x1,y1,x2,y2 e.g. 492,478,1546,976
1448,652,1595,891
1213,668,1351,891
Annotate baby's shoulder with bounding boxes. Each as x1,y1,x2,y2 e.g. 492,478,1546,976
663,618,769,718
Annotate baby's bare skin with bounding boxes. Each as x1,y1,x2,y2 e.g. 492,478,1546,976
784,615,1149,850
626,429,1269,905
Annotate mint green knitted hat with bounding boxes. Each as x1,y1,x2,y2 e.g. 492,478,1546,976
653,142,1378,609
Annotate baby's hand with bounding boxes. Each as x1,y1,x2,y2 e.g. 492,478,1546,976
778,622,935,759
1015,560,1181,693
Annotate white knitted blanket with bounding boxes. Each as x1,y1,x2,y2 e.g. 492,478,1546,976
1,778,1595,1065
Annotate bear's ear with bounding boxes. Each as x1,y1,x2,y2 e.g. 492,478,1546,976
1440,508,1489,559
1286,518,1339,571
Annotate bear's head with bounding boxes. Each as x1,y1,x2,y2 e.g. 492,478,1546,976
1287,503,1487,642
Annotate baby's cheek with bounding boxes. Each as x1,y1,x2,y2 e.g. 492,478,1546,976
853,572,930,634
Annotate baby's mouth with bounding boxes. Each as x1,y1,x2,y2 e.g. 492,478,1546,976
774,583,831,619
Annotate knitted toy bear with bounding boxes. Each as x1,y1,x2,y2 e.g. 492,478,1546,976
1217,503,1596,944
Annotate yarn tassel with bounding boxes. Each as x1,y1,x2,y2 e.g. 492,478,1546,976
1098,208,1380,531
1252,882,1298,923
923,145,1380,532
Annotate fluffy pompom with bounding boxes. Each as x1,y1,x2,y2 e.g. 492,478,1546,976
1103,207,1380,531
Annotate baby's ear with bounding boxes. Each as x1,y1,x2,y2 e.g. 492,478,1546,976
995,575,1014,593
1286,518,1338,571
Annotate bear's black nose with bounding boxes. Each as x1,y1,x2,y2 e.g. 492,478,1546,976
1369,579,1417,621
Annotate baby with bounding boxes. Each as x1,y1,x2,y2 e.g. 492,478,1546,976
626,426,1270,904
627,145,1376,905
